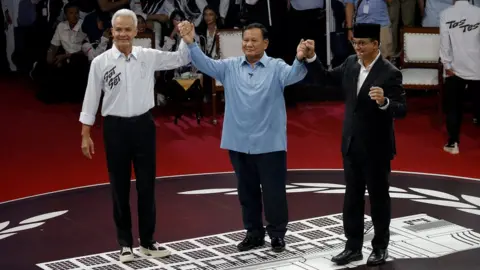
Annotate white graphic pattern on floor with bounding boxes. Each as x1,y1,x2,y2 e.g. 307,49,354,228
36,213,480,270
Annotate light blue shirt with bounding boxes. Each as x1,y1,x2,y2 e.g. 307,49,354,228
422,0,453,27
345,0,391,27
188,43,308,154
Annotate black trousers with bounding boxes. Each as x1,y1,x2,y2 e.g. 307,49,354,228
103,111,156,247
343,138,391,250
228,150,288,238
443,76,480,143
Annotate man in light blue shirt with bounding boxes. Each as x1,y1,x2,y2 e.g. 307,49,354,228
179,22,309,253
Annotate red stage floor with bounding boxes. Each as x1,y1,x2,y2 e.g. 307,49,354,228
0,78,479,203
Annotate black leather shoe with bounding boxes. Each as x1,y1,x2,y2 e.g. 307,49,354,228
367,248,388,266
271,237,285,253
237,235,265,251
331,249,363,265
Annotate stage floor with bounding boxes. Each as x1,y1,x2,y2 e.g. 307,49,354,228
1,170,480,270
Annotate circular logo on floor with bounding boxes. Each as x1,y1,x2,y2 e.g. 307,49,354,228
1,170,480,270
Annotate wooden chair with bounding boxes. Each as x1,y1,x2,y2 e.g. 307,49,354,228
211,29,244,125
399,27,443,119
133,31,155,48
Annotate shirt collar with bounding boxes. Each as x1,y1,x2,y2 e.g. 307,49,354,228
62,19,83,32
241,52,269,67
111,44,138,60
358,51,381,71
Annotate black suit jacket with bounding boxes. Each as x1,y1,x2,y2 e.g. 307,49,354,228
307,54,407,160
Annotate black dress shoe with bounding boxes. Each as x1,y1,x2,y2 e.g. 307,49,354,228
367,248,388,266
271,237,285,253
331,249,363,265
237,235,265,251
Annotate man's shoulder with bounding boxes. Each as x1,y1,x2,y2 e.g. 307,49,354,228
91,49,113,66
380,57,401,74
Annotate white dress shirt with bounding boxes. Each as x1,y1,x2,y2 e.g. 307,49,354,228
439,0,480,80
51,20,87,54
357,51,389,109
79,40,191,126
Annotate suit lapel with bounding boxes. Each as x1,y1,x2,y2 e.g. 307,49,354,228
358,58,385,96
351,61,361,105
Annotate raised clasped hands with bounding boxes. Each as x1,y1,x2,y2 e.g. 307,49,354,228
178,21,195,44
296,39,316,60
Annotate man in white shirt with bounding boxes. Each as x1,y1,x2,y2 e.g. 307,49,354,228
439,0,480,154
79,8,191,263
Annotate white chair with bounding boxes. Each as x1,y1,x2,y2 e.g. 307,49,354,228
399,27,443,120
133,32,155,48
211,29,243,125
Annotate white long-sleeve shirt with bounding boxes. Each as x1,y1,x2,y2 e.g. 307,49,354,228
79,40,191,126
439,0,480,80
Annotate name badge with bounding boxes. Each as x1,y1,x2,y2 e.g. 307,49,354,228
42,8,47,17
363,4,369,14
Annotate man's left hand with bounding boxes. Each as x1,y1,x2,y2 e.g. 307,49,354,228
369,87,386,105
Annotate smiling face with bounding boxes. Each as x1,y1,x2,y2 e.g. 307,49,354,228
352,38,378,60
111,15,137,50
242,28,269,60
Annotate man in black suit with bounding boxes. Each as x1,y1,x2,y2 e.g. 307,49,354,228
303,23,406,266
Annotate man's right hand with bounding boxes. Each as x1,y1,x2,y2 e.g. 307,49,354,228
81,135,95,159
178,21,195,44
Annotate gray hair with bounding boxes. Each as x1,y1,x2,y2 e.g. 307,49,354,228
111,9,138,28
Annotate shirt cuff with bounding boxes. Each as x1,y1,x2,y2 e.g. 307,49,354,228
379,97,390,110
79,112,95,126
444,63,452,70
306,54,317,63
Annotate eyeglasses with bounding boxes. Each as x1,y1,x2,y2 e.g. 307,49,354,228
350,40,372,47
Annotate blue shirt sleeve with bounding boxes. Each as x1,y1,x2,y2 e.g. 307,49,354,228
344,0,355,3
188,43,228,83
276,58,308,89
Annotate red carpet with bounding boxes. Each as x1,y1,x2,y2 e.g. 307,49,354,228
1,78,479,203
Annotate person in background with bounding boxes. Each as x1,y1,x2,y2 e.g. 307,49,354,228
345,0,393,59
79,9,191,263
388,0,416,57
196,5,222,102
439,0,480,154
82,12,111,61
418,0,452,27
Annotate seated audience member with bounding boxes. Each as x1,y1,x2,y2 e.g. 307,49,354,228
33,3,89,103
196,5,222,101
156,9,202,109
172,0,208,26
136,13,152,33
80,0,129,44
131,0,174,49
81,14,111,61
418,0,452,27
